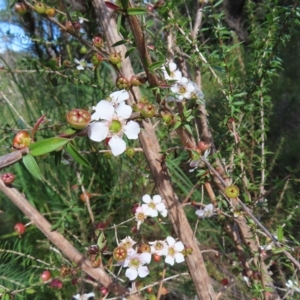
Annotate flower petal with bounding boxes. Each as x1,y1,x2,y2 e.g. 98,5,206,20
165,255,175,266
108,136,126,156
88,122,108,142
160,208,168,217
140,252,151,264
166,236,176,246
174,241,184,252
94,100,115,120
152,195,162,204
196,209,205,218
124,121,140,139
138,265,150,278
168,61,177,72
116,102,132,119
111,90,129,104
142,194,151,204
125,268,138,281
174,252,185,263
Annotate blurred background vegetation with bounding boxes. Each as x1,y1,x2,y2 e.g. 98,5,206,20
0,0,300,299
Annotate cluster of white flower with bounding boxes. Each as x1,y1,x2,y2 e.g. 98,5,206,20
118,236,185,281
134,194,167,229
73,292,95,300
286,279,300,293
162,61,204,102
74,58,93,70
88,90,140,156
196,203,214,218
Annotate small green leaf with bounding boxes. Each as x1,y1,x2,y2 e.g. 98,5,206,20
125,47,136,58
22,154,43,181
97,231,107,250
65,142,92,169
112,40,127,47
29,137,69,156
148,61,165,71
173,121,181,130
25,288,36,294
0,136,7,146
277,227,283,242
127,7,147,15
120,0,129,9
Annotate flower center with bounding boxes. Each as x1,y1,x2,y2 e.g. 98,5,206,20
168,247,175,257
149,202,156,209
130,257,140,268
109,120,122,134
179,86,186,94
155,242,163,250
137,212,145,221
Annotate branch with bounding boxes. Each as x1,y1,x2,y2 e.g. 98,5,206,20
0,179,137,299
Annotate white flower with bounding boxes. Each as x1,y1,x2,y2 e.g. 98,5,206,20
149,240,168,256
191,82,204,100
259,235,278,251
170,77,195,101
135,206,147,229
73,292,95,300
196,203,214,218
108,90,130,107
141,194,168,217
164,236,185,266
88,100,140,156
74,58,93,70
119,236,136,255
123,251,151,281
286,280,300,293
162,61,182,82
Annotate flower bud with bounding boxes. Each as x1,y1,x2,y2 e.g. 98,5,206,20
224,185,239,198
65,21,81,33
45,6,55,17
92,36,104,49
91,257,101,268
14,223,26,235
1,173,15,185
41,270,52,282
109,52,122,65
125,148,135,158
80,192,91,202
12,130,31,149
161,112,173,125
197,141,210,152
91,53,103,67
67,109,91,130
116,76,130,90
132,102,145,112
130,75,142,87
79,46,88,54
50,279,63,289
34,2,47,14
141,103,155,118
88,245,100,255
153,254,161,262
139,244,151,253
14,2,28,15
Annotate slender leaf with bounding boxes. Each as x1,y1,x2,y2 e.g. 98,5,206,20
127,7,147,15
29,137,69,156
65,142,92,169
22,154,43,181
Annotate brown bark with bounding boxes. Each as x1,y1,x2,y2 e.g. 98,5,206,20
92,1,216,299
